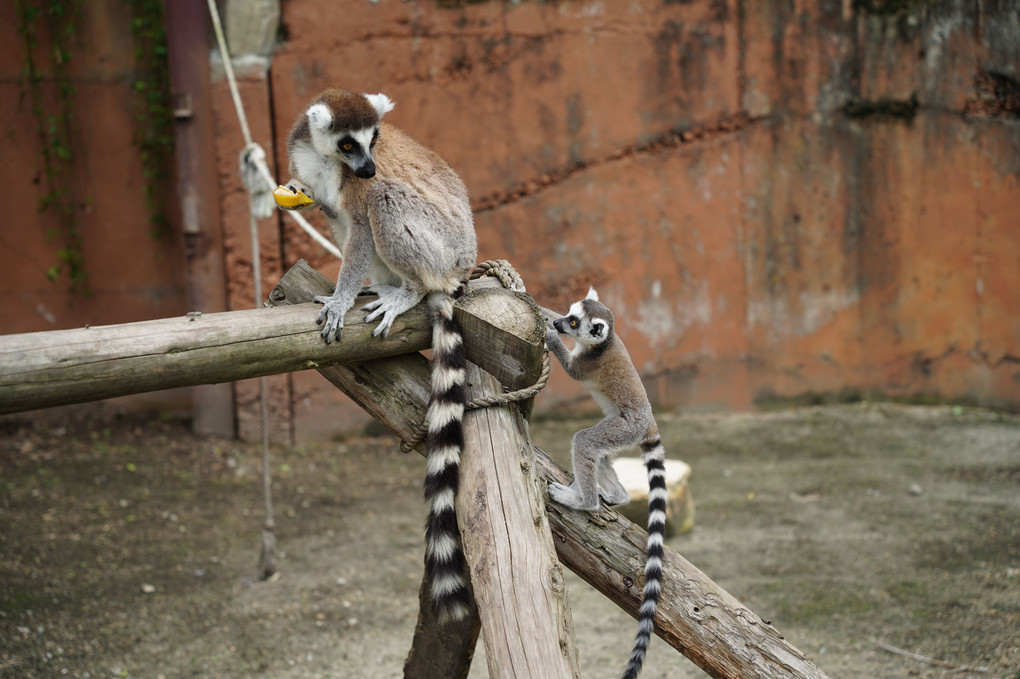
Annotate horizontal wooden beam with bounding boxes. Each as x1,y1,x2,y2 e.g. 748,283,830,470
0,260,541,415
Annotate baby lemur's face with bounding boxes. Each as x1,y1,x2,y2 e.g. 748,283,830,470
305,91,394,179
553,288,615,347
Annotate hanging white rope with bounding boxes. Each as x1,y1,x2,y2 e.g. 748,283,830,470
205,0,331,581
206,0,341,260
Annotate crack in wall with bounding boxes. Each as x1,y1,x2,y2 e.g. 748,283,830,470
842,94,920,121
473,113,770,213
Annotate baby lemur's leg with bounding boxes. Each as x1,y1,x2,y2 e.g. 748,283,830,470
548,427,603,511
550,416,639,512
597,457,631,506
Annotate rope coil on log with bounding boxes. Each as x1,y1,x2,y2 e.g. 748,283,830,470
470,258,527,292
400,260,550,453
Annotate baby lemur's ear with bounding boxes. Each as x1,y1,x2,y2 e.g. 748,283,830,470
586,287,599,301
590,318,608,339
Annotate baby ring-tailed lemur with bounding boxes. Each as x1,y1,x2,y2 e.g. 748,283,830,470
544,288,667,679
277,88,477,623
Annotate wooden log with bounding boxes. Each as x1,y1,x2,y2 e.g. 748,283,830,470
0,303,424,415
271,263,830,679
402,577,480,679
0,260,541,415
457,362,581,678
539,456,829,679
336,361,828,677
312,352,829,677
271,263,579,677
612,457,696,537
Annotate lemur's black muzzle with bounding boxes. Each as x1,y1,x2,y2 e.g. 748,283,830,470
354,160,376,179
553,318,568,333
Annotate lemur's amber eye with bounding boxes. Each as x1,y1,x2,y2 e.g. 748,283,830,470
341,143,354,152
569,319,578,328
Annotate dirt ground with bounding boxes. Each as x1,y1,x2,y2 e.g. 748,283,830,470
1,402,1018,679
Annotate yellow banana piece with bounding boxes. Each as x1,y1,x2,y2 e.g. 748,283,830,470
273,185,315,209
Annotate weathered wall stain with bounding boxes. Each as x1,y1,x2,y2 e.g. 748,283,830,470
0,2,188,336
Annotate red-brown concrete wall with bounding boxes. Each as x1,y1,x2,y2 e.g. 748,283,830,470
256,0,1018,439
2,1,1017,440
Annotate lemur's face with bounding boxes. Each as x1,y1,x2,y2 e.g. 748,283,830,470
306,92,394,179
554,291,614,347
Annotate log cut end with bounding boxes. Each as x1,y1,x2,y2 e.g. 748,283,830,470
612,458,694,537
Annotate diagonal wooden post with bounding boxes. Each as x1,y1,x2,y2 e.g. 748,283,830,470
402,577,481,679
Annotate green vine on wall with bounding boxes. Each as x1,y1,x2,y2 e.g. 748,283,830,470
16,0,89,296
124,0,174,240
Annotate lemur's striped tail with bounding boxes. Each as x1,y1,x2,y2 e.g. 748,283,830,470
621,436,667,679
422,292,472,623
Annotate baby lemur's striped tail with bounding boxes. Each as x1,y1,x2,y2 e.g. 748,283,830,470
422,292,472,623
622,435,668,679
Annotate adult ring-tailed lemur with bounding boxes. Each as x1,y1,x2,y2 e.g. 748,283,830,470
276,88,477,623
543,288,668,679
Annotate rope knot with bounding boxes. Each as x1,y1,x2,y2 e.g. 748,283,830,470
400,260,550,453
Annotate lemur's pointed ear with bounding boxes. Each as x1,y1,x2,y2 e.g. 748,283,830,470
306,103,332,131
590,318,607,339
365,93,395,118
586,287,599,301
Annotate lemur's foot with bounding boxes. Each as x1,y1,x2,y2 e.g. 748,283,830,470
548,481,600,512
362,286,422,338
314,295,348,344
599,487,632,506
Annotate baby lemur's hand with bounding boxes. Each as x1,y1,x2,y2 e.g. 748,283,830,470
537,306,563,330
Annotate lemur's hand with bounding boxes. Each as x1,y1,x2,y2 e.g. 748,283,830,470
546,327,560,346
538,305,563,331
274,181,317,211
314,294,347,344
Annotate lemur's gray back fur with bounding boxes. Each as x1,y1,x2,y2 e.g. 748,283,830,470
281,88,476,623
543,289,667,679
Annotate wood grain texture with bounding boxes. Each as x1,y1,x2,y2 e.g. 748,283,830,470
539,456,828,679
458,362,581,679
309,354,829,676
0,260,542,416
0,298,431,415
